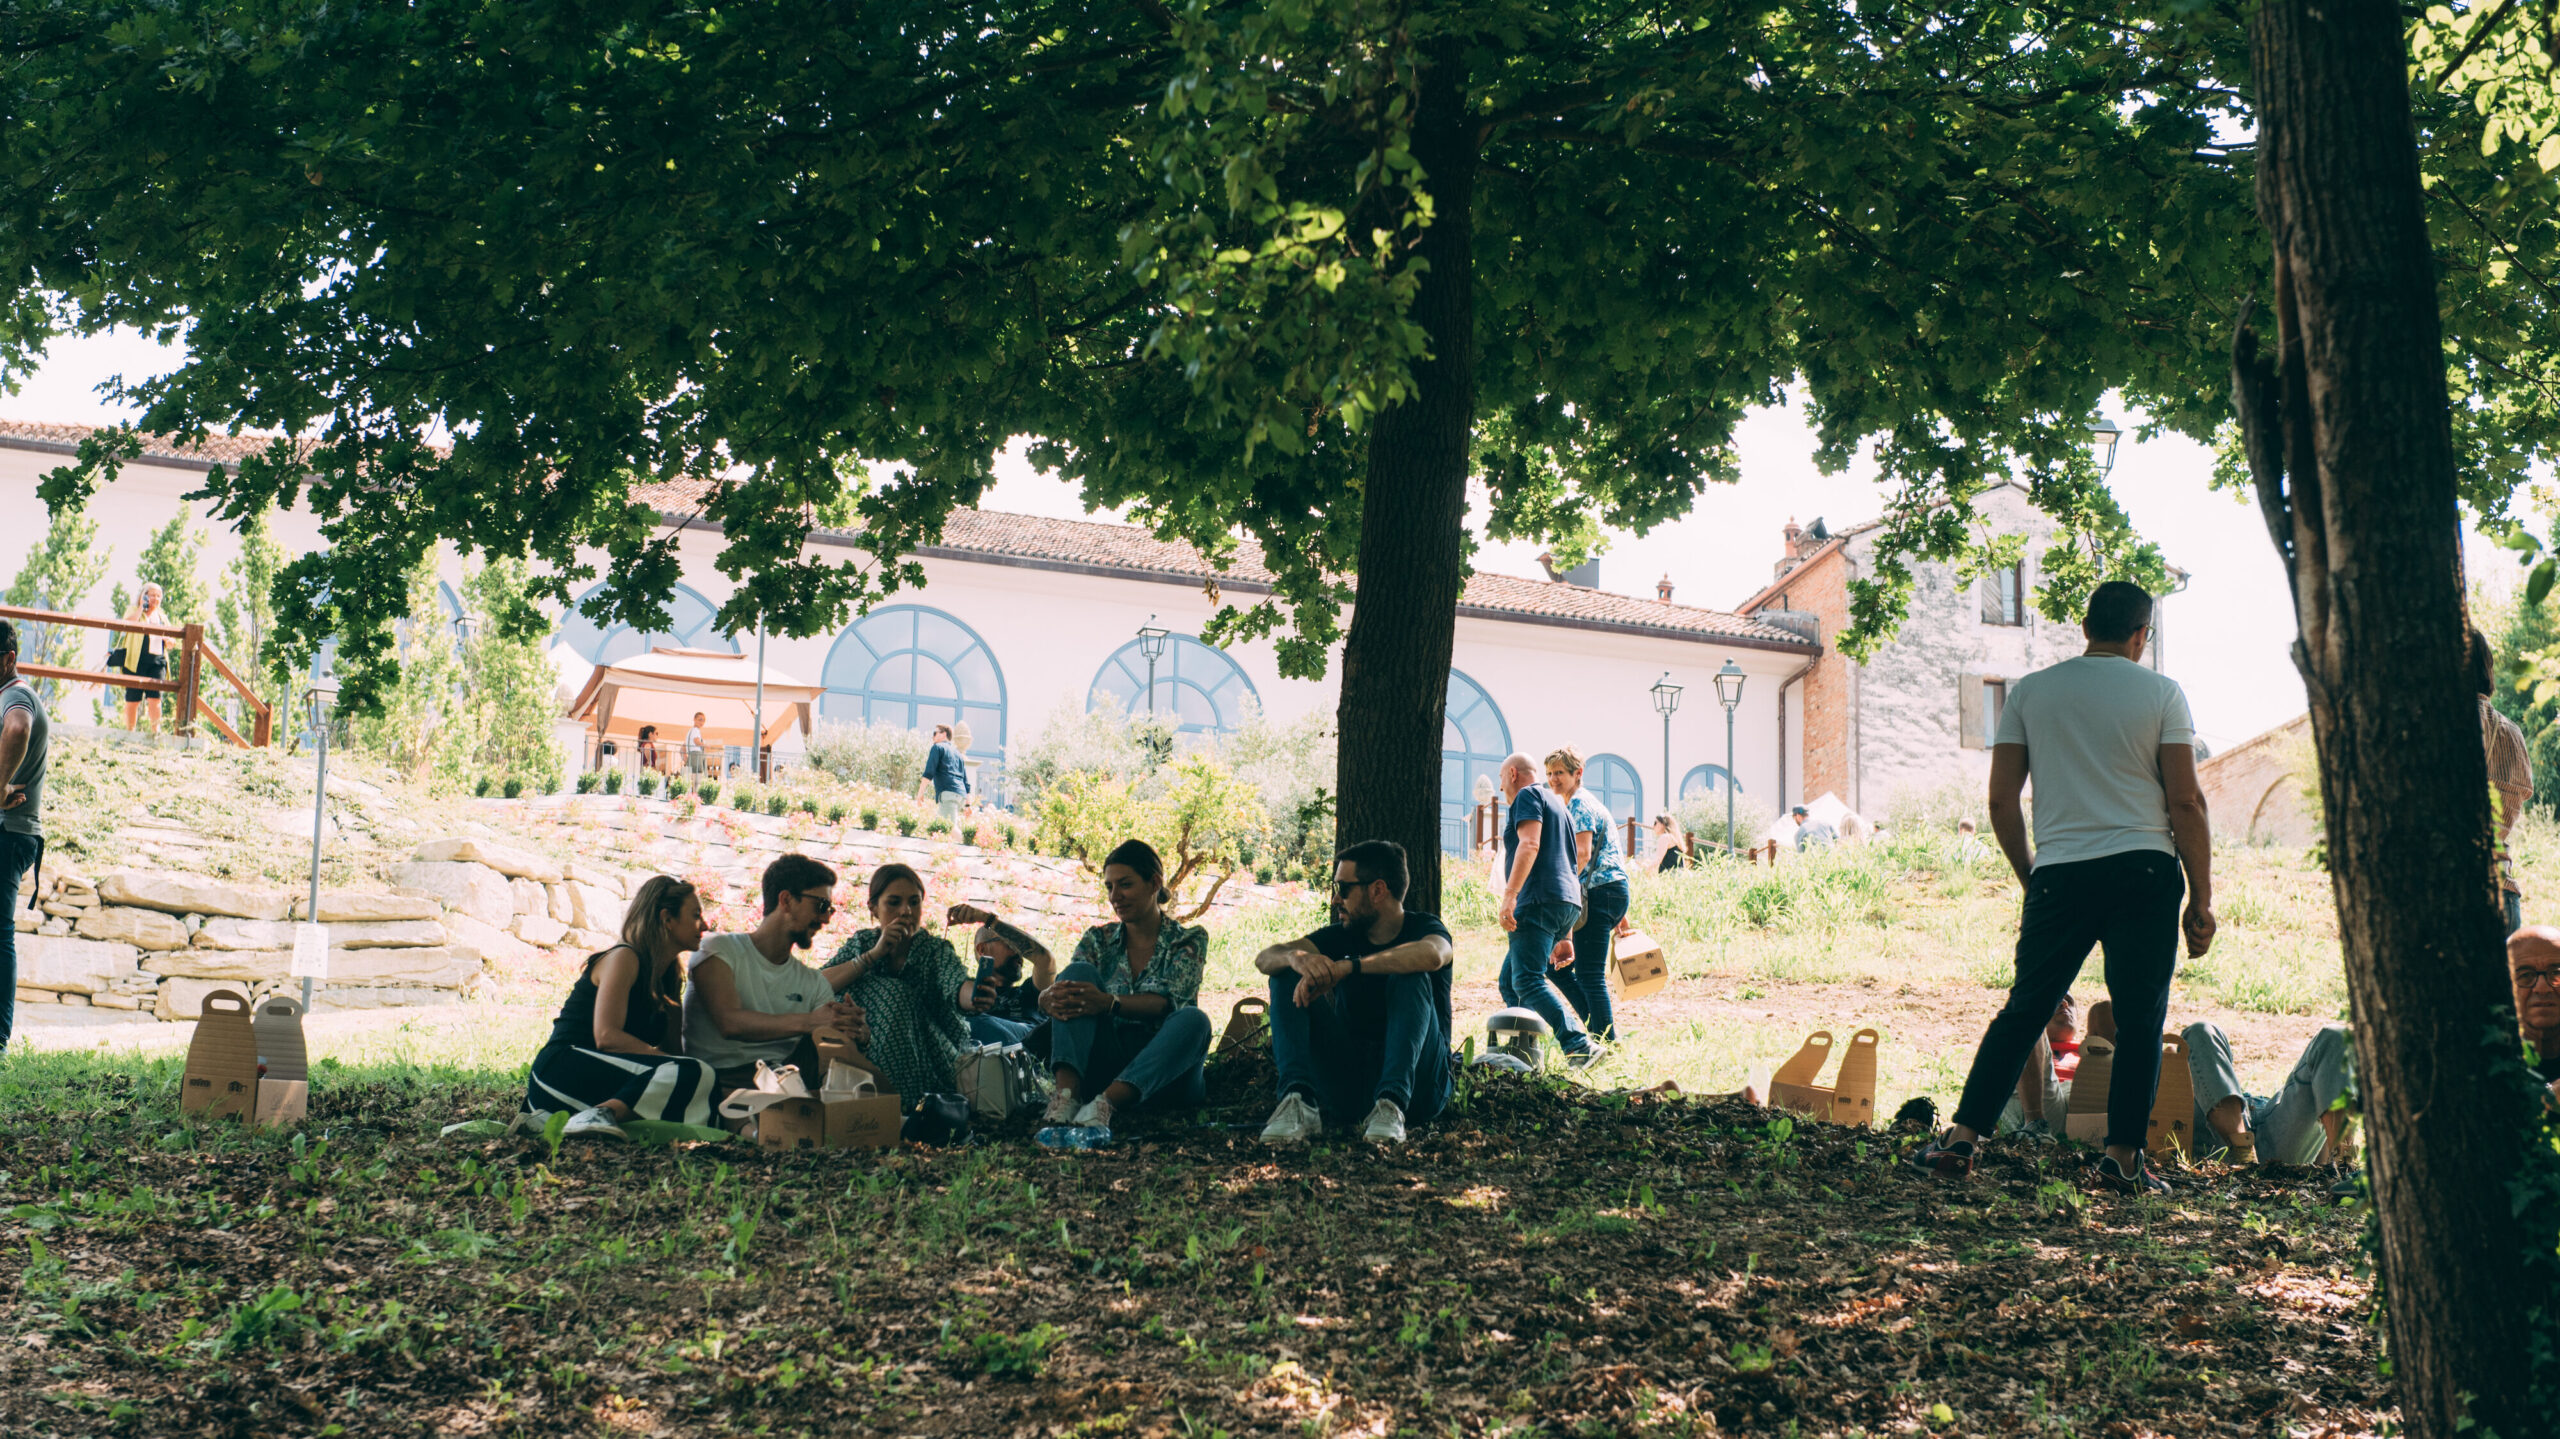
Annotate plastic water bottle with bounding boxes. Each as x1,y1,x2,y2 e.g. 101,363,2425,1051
1034,1124,1113,1151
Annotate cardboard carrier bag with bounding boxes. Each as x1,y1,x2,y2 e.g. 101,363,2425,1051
1767,1028,1881,1128
1610,928,1670,1000
179,989,307,1127
2064,1033,2199,1157
1216,996,1269,1058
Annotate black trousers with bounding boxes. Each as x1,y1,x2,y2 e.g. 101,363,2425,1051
1953,848,2184,1150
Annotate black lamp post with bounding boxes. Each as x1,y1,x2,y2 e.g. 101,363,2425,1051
1650,672,1682,838
1135,617,1169,715
1713,660,1746,854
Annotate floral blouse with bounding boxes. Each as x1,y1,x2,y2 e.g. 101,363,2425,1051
1068,916,1209,1013
830,928,972,1099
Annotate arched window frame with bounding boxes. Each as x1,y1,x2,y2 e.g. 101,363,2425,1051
1440,668,1513,855
1680,763,1741,800
819,604,1009,767
558,580,739,664
1087,633,1259,738
1584,752,1644,852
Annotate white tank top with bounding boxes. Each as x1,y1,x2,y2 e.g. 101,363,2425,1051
682,931,829,1072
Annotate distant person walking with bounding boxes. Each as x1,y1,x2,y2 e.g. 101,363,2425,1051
2474,628,2534,934
1495,754,1596,1065
1544,748,1631,1042
922,723,971,823
1791,805,1837,851
685,712,707,777
1915,581,2215,1194
112,584,171,737
0,619,50,1057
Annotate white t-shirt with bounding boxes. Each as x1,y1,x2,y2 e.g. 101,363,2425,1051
1991,654,2196,869
681,931,830,1072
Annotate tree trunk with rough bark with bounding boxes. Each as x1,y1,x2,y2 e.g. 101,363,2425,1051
2235,2,2539,1432
1334,41,1478,918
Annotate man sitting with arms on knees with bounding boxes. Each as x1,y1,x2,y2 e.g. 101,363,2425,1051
1256,840,1454,1147
685,853,870,1099
2508,926,2560,1110
2179,1018,2353,1166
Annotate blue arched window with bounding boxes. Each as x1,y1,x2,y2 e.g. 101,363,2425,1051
1585,753,1644,852
558,581,738,665
821,606,1008,764
1088,634,1257,737
436,581,464,628
1441,669,1512,855
1681,763,1740,800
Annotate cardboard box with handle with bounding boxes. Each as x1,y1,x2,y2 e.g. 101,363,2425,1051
1767,1028,1882,1128
179,988,308,1128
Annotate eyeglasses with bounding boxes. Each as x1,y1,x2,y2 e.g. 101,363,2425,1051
2515,966,2560,992
1333,879,1368,896
797,892,836,918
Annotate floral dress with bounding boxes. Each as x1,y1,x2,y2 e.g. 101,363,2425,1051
1067,916,1210,1014
831,929,972,1099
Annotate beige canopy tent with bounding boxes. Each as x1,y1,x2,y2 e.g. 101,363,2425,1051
565,647,822,764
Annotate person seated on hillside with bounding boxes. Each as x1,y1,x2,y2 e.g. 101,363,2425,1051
827,864,974,1100
1038,839,1215,1131
949,902,1055,1047
1255,840,1455,1147
524,876,721,1140
2179,1018,2354,1166
2508,927,2560,1111
1994,996,2082,1138
684,854,870,1099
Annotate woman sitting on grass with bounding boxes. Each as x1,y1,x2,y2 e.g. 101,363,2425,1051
526,875,720,1139
1039,839,1214,1130
829,864,973,1100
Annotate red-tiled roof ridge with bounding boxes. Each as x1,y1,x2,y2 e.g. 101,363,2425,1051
0,416,311,468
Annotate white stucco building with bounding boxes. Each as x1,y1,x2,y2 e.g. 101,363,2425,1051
2,420,1823,854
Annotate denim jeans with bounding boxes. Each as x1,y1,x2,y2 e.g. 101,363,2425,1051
0,831,36,1055
1499,898,1591,1055
968,1012,1035,1047
1560,880,1631,1042
2185,1021,2351,1165
1268,968,1451,1123
1047,962,1210,1107
1952,848,2184,1149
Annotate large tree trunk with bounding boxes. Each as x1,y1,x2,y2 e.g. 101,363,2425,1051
1334,40,1478,917
2237,2,2540,1433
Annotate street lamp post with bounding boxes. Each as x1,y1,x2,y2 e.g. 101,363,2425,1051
299,655,340,1011
1136,617,1170,715
1649,673,1682,841
2089,415,2122,476
1713,660,1746,855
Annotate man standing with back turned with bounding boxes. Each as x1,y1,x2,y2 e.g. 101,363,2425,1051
0,619,50,1058
1914,581,2215,1193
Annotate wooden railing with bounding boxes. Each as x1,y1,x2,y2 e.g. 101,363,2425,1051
0,602,273,747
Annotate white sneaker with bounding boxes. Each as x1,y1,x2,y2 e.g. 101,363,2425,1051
1072,1097,1116,1129
508,1109,553,1136
1042,1090,1080,1125
1361,1098,1407,1146
1261,1093,1324,1144
563,1106,628,1141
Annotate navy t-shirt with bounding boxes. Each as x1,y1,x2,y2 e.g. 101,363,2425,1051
1505,785,1584,910
1305,911,1455,1039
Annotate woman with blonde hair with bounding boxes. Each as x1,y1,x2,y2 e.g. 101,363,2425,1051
110,583,171,736
523,875,720,1139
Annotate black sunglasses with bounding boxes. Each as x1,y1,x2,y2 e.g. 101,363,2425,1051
1333,878,1370,895
797,891,836,918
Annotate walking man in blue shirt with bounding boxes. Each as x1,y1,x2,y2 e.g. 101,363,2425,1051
1496,753,1597,1066
922,724,971,823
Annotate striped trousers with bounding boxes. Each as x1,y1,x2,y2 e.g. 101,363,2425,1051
526,1045,716,1125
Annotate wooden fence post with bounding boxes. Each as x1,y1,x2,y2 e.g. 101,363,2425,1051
175,623,202,738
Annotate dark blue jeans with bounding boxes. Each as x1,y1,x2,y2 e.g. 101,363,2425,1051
0,831,36,1054
1952,848,2185,1150
1560,880,1631,1041
1499,898,1591,1055
1268,968,1451,1122
968,1012,1034,1046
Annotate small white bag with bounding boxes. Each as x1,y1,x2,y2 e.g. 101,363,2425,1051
955,1042,1043,1120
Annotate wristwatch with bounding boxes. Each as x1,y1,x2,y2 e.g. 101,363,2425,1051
1347,953,1364,978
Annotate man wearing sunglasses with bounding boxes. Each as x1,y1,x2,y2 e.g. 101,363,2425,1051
1253,840,1455,1146
2510,927,2560,1111
684,854,871,1098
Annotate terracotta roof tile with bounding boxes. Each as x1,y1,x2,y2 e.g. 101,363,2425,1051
0,417,303,467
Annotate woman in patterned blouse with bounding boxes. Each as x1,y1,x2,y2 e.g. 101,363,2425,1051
829,864,974,1101
1039,839,1215,1130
